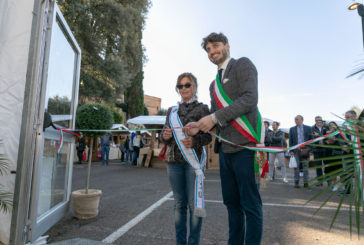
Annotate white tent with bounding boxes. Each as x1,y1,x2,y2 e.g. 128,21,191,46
0,1,36,244
127,115,166,125
0,1,81,244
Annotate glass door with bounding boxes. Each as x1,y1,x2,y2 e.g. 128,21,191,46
28,1,81,242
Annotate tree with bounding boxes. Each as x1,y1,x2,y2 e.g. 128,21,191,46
125,70,145,118
58,0,151,104
157,108,168,115
75,103,113,193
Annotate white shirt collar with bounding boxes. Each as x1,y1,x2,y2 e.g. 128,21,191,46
219,57,231,71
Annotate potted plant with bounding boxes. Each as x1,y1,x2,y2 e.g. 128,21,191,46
71,103,113,219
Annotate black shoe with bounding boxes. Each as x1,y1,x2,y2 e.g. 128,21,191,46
304,183,308,188
294,182,300,188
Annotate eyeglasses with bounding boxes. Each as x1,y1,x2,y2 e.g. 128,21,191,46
176,83,192,90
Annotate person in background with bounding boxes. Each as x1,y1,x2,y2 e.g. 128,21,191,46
76,133,86,164
264,120,272,146
119,135,127,162
339,110,359,195
161,72,212,245
264,120,273,178
132,131,142,165
268,121,288,183
311,116,327,186
323,121,344,190
128,133,134,164
289,115,313,188
100,133,112,165
124,135,130,163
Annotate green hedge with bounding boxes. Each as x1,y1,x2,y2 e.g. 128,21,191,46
76,103,113,137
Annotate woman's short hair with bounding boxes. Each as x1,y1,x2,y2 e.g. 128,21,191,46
175,72,198,95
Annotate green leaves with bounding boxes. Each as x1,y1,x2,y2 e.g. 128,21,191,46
75,103,114,137
0,140,13,213
58,0,151,104
306,120,364,236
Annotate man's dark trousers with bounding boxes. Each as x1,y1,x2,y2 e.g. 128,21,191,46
219,148,263,245
313,150,325,179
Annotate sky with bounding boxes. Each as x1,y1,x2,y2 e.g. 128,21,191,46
142,0,364,129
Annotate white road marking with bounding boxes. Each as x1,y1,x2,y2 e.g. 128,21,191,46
103,192,348,243
102,191,173,244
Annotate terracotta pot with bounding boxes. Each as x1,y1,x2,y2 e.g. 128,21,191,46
71,189,102,219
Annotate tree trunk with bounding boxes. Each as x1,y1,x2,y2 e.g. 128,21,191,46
86,137,94,194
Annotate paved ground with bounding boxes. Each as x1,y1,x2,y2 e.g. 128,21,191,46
46,160,364,245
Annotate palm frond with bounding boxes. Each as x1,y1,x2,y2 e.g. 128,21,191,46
305,119,364,236
0,140,13,213
0,187,13,213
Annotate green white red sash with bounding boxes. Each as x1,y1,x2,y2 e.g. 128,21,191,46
213,74,264,144
169,106,207,217
212,74,268,177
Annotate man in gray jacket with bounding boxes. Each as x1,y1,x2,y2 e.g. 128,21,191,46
186,32,262,245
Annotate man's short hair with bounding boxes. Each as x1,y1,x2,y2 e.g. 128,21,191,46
201,32,229,51
272,121,280,126
296,115,304,120
346,110,357,118
315,116,322,120
263,120,270,126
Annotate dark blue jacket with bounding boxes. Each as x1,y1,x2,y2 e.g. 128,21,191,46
289,124,313,153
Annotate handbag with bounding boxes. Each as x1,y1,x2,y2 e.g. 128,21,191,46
298,147,310,158
82,151,87,162
97,150,102,158
289,156,297,168
158,144,168,161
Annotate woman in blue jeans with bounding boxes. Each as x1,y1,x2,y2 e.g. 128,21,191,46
161,73,211,245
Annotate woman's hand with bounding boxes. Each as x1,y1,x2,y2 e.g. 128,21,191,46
181,136,194,148
162,128,173,141
183,122,200,136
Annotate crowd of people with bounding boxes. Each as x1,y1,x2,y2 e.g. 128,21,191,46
263,110,358,193
75,131,146,166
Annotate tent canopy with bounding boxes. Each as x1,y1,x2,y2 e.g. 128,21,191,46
127,115,165,126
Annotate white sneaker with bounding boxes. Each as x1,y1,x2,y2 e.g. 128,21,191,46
268,177,273,181
283,178,288,183
332,184,339,192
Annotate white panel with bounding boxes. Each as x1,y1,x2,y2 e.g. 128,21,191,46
0,0,35,244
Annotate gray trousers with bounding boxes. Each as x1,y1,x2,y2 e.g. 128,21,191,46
294,152,309,183
269,152,286,178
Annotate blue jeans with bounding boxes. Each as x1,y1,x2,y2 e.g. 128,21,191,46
167,162,202,245
101,145,110,164
132,147,140,165
126,149,133,163
219,148,263,245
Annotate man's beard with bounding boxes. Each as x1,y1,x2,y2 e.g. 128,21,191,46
211,48,228,65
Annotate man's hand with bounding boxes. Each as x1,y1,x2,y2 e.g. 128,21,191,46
183,122,200,136
181,136,194,148
197,115,215,133
162,127,173,141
